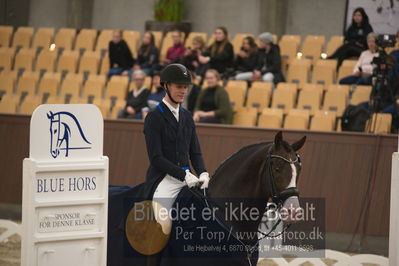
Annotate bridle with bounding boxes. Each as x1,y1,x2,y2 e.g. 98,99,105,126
266,144,301,207
189,143,302,266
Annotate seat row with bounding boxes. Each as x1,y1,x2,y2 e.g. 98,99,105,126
224,80,372,117
233,107,391,134
0,25,353,64
0,71,154,118
0,47,112,75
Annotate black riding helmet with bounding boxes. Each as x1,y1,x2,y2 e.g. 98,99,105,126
160,64,192,104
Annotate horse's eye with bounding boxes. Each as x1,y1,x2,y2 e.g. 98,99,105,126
54,129,57,133
275,167,280,172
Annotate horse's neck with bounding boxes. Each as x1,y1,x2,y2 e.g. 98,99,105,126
208,143,269,199
207,143,271,236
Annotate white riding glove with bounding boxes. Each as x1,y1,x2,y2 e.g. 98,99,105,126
199,172,210,189
184,170,200,188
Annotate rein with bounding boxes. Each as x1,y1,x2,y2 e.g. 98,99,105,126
188,144,301,266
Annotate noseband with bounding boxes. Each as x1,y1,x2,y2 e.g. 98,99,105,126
265,145,301,207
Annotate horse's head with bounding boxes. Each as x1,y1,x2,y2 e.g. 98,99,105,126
47,112,60,158
268,131,306,224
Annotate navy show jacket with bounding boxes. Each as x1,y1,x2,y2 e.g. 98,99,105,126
143,102,206,183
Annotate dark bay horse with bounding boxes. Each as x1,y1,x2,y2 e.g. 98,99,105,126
108,132,306,266
157,131,305,266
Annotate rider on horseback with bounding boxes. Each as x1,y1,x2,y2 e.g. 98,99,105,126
143,63,210,234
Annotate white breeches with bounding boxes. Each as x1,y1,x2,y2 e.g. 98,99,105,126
152,174,186,234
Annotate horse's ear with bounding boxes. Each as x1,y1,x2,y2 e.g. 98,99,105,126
292,136,306,151
47,111,53,119
274,131,283,147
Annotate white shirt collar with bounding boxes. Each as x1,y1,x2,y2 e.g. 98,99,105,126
162,98,179,121
133,86,147,97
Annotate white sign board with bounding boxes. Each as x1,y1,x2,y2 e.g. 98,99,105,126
21,104,108,266
390,152,399,266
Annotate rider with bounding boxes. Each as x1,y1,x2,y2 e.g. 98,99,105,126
143,63,210,234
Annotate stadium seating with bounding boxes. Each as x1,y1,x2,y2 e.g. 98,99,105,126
123,30,140,58
284,109,310,130
75,29,97,53
105,75,129,100
232,33,254,54
365,113,392,134
184,32,207,48
0,25,394,134
301,35,324,63
35,50,57,73
78,51,101,74
95,29,113,53
297,89,321,114
225,80,247,111
60,73,84,99
233,107,257,127
16,71,40,96
351,85,372,105
38,72,61,97
32,27,54,51
258,108,283,128
325,35,343,57
57,50,79,74
310,110,336,131
323,89,348,116
0,94,18,114
0,47,15,71
82,74,106,99
337,60,357,81
12,27,34,49
0,73,15,95
54,28,77,51
271,87,295,114
246,81,272,112
14,48,36,72
0,25,13,47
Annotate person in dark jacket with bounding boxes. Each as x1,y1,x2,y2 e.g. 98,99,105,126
193,69,233,124
118,70,150,119
142,71,165,119
253,32,284,84
144,63,209,234
328,7,374,69
198,26,234,75
108,30,135,78
182,36,207,76
134,31,160,76
234,36,259,80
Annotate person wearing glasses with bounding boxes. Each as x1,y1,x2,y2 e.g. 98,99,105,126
118,70,150,119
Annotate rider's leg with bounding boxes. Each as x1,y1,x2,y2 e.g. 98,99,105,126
152,175,185,234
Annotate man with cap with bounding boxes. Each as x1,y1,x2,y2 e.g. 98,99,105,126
143,63,209,234
253,32,285,83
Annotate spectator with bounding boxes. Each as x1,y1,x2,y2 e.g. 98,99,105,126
193,69,233,124
118,70,150,119
390,30,399,76
142,71,165,119
182,36,207,76
199,26,234,75
134,32,160,76
339,32,378,85
253,32,284,84
234,36,259,81
162,30,186,65
328,7,373,69
182,71,201,114
108,30,135,78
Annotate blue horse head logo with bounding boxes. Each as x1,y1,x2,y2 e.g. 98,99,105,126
47,111,92,158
